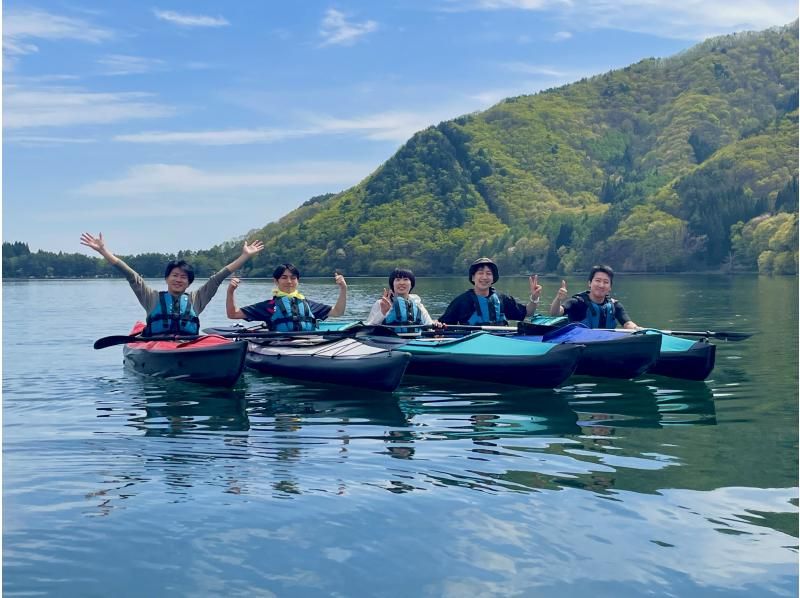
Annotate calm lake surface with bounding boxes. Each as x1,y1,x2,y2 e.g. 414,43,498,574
3,274,798,597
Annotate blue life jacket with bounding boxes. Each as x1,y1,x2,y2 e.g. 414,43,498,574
144,292,199,336
574,292,616,329
270,295,316,332
468,291,507,325
383,296,422,333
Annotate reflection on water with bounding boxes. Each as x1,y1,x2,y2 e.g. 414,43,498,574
87,373,725,504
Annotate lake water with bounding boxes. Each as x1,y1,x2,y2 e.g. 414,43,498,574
3,274,798,597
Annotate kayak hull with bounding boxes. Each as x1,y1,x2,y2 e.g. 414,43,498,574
648,339,716,381
517,328,662,379
245,337,410,392
123,337,247,387
364,333,581,388
521,318,717,381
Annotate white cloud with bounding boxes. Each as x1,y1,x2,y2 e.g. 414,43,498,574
114,128,308,145
319,9,378,46
440,0,797,40
77,162,376,196
553,31,572,41
113,109,440,146
5,135,97,147
307,110,439,141
500,62,569,77
97,54,167,76
3,9,113,56
153,9,229,27
3,85,175,129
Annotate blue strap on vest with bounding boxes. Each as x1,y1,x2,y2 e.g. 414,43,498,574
384,296,422,333
575,293,615,329
270,296,317,332
144,292,200,336
467,291,507,325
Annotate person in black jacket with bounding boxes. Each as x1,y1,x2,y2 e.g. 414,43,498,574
438,257,542,325
549,265,639,329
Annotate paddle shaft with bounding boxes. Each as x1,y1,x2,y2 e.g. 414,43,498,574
94,326,395,349
599,328,752,341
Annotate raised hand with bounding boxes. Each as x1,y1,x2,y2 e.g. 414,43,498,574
242,240,264,258
80,232,106,254
227,277,241,293
379,288,393,315
334,272,347,288
555,279,568,302
529,274,542,301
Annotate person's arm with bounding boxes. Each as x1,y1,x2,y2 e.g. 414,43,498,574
226,277,248,319
437,294,465,325
614,301,639,330
328,272,347,317
416,301,434,326
364,299,387,325
550,279,568,316
80,232,157,311
190,240,265,312
223,239,264,274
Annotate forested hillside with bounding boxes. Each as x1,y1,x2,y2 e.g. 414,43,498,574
244,21,798,276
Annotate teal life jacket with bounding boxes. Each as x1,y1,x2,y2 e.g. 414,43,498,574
467,291,507,325
270,295,316,332
144,292,199,336
575,292,616,329
383,296,422,333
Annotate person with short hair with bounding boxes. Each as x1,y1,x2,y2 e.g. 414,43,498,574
365,268,435,332
438,257,542,325
226,264,347,331
80,232,264,336
549,265,639,329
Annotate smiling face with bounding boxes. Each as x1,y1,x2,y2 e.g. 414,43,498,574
165,267,190,295
391,276,412,298
275,269,299,294
471,265,495,293
588,271,612,302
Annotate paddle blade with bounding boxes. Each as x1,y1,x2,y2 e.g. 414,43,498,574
94,335,141,349
93,333,200,349
707,330,754,341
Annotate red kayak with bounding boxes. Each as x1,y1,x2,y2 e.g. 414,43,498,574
122,322,247,387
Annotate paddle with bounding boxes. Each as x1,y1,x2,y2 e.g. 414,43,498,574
376,323,518,333
94,325,397,350
600,328,754,341
94,334,202,349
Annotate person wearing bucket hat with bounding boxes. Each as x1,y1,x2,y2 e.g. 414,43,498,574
437,257,542,325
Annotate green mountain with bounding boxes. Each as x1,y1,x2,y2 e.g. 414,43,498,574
242,21,797,277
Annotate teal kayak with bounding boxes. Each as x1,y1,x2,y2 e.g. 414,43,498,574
362,331,582,388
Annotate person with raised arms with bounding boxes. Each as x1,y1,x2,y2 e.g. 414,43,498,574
437,257,542,326
549,265,640,330
365,267,438,333
80,232,264,336
226,264,347,331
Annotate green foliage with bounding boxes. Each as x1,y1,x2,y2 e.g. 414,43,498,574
730,212,798,272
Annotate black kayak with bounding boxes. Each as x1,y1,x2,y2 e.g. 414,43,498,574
244,336,411,392
519,319,716,381
515,324,663,379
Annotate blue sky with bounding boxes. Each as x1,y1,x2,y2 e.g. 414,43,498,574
4,1,797,256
